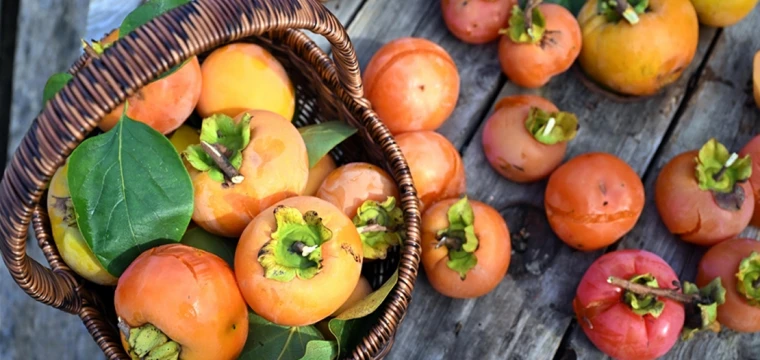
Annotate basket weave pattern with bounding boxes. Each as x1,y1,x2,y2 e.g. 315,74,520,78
0,0,422,359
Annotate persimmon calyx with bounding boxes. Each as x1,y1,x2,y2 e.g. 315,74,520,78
681,277,726,340
694,138,751,210
184,113,252,185
257,205,331,282
353,196,405,260
736,251,760,306
525,107,579,145
435,196,479,280
598,0,648,25
118,319,180,360
618,274,667,317
501,3,546,44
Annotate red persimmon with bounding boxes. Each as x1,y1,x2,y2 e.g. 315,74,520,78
573,249,685,360
739,134,760,226
544,152,645,251
655,138,753,246
482,94,578,183
441,0,517,44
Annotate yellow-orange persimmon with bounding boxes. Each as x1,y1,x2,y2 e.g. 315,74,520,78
96,30,203,134
115,244,248,360
235,196,363,326
184,109,308,238
196,43,295,121
303,155,337,196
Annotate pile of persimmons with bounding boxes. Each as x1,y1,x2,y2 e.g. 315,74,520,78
35,0,760,359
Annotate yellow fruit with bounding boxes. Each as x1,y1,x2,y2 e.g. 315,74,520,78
690,0,758,27
169,125,200,153
754,51,760,109
47,161,118,286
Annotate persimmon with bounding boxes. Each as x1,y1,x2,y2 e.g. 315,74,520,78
196,42,296,121
545,152,645,251
577,0,699,96
183,109,308,238
655,138,753,246
441,0,518,44
482,94,578,183
421,196,511,299
114,244,248,360
396,131,466,212
690,0,759,27
234,196,363,326
754,50,760,109
332,276,373,316
94,30,203,134
497,2,582,88
316,162,403,259
363,37,460,134
573,249,685,360
169,125,200,154
303,155,337,196
47,160,118,285
697,237,760,332
739,134,760,226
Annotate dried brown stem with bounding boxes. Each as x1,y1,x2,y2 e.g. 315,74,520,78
524,0,542,32
358,224,389,233
200,141,244,184
607,276,700,303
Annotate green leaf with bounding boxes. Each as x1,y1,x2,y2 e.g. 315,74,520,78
329,269,399,357
299,340,338,360
183,113,252,183
507,4,546,44
736,251,760,306
681,278,726,341
621,274,665,318
353,196,405,260
118,0,192,81
119,0,191,38
67,103,194,276
179,227,236,268
597,0,649,24
524,107,579,145
240,312,327,360
42,73,73,106
522,0,587,15
298,121,358,168
435,196,479,279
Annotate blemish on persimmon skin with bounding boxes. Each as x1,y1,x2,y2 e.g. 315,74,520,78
545,202,638,224
599,182,607,195
674,211,702,238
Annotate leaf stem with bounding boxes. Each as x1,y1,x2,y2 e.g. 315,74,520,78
200,141,244,184
436,235,464,251
713,153,740,182
615,0,640,24
524,0,542,40
607,276,700,303
357,224,389,233
543,117,556,137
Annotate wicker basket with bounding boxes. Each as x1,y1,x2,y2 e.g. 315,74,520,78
0,0,422,359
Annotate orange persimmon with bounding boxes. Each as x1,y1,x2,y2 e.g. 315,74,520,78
303,155,337,196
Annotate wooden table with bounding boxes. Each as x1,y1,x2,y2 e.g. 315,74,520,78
317,1,760,359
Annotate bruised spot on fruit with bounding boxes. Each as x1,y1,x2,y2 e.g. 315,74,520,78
603,201,609,206
341,243,361,263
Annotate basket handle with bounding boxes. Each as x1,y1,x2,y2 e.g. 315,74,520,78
0,0,365,312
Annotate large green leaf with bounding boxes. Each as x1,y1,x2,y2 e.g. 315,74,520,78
298,121,358,168
329,269,399,357
67,103,194,276
179,227,236,268
42,72,73,106
240,312,337,360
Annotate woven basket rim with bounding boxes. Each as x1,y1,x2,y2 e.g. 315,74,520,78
0,1,423,359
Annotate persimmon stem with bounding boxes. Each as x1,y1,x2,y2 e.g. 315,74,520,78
200,141,244,184
543,117,556,137
607,276,700,303
81,39,101,59
290,241,318,257
713,153,739,181
436,235,463,251
524,0,542,38
357,224,389,233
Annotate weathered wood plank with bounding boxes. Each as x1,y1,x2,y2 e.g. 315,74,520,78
346,0,506,149
386,21,719,359
566,6,760,360
0,2,106,359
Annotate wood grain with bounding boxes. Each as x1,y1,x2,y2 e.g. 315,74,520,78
345,0,506,148
386,21,720,359
566,6,760,360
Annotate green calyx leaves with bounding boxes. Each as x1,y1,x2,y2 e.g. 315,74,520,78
736,251,760,306
695,138,751,194
597,0,649,25
505,4,546,44
436,196,479,280
525,107,579,145
183,113,252,184
353,196,405,260
123,322,180,360
623,274,666,317
681,278,726,340
257,206,333,282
